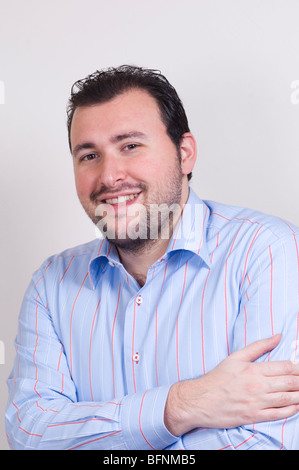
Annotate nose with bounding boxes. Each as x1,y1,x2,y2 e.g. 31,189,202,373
99,154,126,189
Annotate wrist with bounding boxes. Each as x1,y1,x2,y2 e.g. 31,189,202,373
164,381,197,436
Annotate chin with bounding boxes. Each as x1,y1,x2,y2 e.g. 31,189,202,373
108,236,150,253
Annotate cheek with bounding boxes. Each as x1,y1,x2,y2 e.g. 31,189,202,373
136,157,165,180
74,170,96,199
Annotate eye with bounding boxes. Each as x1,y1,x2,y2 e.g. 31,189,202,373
81,153,98,161
123,143,139,151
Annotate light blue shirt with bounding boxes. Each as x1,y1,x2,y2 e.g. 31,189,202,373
6,188,299,449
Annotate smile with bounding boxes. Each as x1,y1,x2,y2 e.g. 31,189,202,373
104,193,140,204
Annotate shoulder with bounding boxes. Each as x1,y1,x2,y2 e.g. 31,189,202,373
33,238,102,282
203,199,299,267
204,199,299,241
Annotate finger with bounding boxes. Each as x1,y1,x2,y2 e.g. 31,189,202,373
266,375,299,393
266,391,299,409
230,335,281,362
256,404,299,423
256,360,299,378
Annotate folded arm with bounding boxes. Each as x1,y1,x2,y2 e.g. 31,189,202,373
164,231,299,450
5,279,176,450
165,335,299,435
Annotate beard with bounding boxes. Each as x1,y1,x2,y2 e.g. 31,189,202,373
81,153,183,254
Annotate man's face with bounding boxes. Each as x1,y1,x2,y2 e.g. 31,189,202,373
70,88,190,251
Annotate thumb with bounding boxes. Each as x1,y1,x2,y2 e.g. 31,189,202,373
230,334,281,362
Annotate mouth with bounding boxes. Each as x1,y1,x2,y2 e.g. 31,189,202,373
103,193,140,205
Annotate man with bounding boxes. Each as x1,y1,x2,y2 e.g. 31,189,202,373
6,65,299,450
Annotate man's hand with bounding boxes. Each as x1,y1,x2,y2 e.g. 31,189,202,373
164,335,299,436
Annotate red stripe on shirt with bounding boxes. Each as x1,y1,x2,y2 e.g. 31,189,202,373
155,263,169,387
294,234,299,361
240,225,263,287
225,224,244,355
197,205,208,255
280,221,299,361
33,294,42,398
69,272,89,377
139,391,156,450
57,343,64,394
201,269,210,375
176,261,189,382
19,426,42,438
112,284,121,398
269,245,274,335
67,430,121,450
89,297,101,401
201,233,219,372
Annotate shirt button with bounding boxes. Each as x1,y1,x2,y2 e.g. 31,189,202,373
132,352,140,363
108,261,115,267
136,295,143,305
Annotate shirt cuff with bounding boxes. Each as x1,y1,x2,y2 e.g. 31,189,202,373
120,385,179,450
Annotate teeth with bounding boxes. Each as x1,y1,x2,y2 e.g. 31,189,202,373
104,193,139,204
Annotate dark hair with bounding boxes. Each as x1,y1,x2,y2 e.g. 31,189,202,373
67,65,192,180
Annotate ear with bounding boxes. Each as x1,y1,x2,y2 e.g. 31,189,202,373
179,133,197,176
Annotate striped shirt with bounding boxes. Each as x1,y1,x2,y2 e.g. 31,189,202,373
5,188,299,450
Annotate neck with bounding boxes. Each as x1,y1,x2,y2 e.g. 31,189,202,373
117,237,171,287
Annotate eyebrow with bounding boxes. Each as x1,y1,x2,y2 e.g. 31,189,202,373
72,131,147,157
110,131,147,144
72,142,96,157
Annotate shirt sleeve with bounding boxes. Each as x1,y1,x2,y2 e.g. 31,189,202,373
5,277,178,450
166,230,299,450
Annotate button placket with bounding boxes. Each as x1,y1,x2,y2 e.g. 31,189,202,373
133,295,143,365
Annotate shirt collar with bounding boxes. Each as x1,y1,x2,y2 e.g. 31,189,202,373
166,188,211,267
88,237,120,288
89,188,211,287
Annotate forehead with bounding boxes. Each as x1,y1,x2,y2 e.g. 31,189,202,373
70,88,165,140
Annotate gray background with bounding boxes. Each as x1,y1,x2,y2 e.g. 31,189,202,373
0,0,299,450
